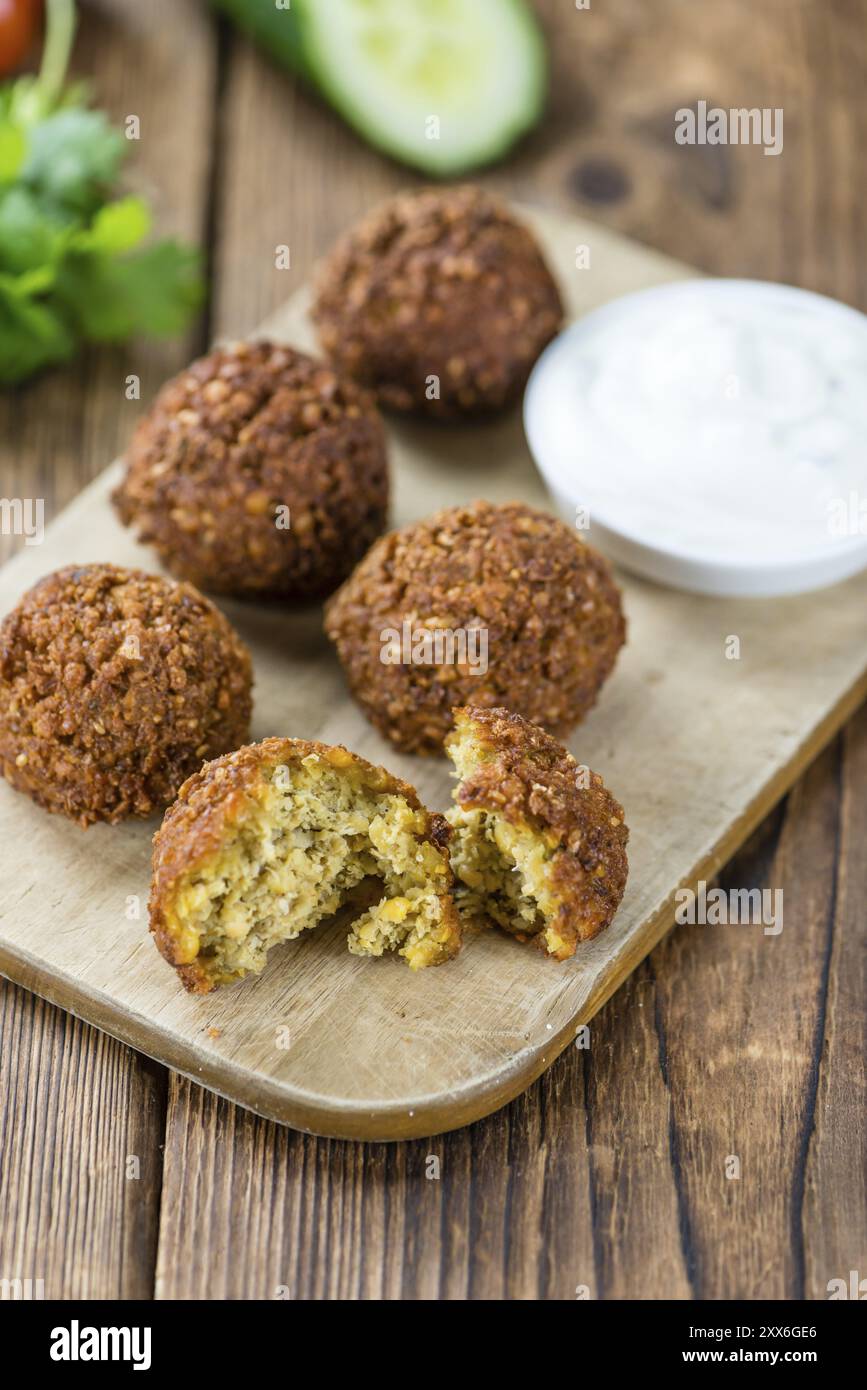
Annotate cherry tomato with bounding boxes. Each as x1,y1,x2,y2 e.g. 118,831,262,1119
0,0,41,77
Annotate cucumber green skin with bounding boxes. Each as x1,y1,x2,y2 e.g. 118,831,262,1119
208,0,548,177
208,0,311,79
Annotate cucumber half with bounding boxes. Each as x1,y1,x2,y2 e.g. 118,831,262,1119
214,0,548,176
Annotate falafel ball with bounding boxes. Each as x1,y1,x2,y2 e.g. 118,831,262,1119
324,500,626,755
113,340,389,599
312,186,563,418
150,737,461,992
0,564,252,827
445,707,629,959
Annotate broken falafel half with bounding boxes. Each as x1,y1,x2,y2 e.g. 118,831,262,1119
445,706,628,959
150,736,461,992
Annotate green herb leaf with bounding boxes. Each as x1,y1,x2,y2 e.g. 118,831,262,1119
0,186,67,273
74,196,152,255
0,1,205,387
54,239,204,342
0,274,76,383
21,108,125,218
0,123,26,182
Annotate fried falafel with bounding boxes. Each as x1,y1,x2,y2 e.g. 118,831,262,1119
312,186,563,418
445,706,629,959
324,500,626,754
150,737,461,992
113,340,389,600
0,564,252,826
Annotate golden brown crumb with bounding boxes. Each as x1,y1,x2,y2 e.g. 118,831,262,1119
0,563,252,826
113,340,389,599
324,499,625,754
312,186,563,418
445,706,629,959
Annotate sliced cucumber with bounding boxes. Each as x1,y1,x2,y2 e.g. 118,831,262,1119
213,0,547,176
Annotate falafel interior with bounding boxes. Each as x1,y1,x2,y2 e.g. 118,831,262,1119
153,744,460,991
444,707,629,961
445,720,561,950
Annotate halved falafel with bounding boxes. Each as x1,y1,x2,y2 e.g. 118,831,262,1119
150,737,461,992
0,564,252,826
113,340,389,600
445,707,629,959
324,500,626,754
312,186,563,418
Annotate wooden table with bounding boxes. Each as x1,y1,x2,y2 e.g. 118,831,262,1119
1,0,864,1300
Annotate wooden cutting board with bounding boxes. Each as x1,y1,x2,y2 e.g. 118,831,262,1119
1,209,866,1141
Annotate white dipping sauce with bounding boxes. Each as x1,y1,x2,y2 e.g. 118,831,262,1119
525,280,867,596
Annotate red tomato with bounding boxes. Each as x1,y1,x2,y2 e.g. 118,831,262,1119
0,0,41,76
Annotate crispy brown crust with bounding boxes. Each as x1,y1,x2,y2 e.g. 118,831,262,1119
312,186,563,419
324,500,626,754
150,737,459,992
447,706,629,956
0,564,252,827
113,340,389,599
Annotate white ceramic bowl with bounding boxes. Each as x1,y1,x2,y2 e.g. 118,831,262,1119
524,279,867,597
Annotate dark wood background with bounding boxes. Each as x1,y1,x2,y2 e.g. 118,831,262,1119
0,0,864,1299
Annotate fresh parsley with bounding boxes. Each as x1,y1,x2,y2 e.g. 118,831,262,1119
0,0,204,385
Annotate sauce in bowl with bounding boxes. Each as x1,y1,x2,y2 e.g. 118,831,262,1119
524,279,867,596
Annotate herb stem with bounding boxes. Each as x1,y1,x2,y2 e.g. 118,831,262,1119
38,0,78,110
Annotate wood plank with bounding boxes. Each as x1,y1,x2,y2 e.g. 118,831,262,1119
527,0,867,304
802,708,867,1299
0,983,166,1298
209,33,400,338
0,0,216,1297
646,748,841,1300
156,1058,600,1299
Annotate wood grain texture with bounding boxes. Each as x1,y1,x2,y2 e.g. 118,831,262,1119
1,0,865,1299
155,1062,601,1300
0,984,166,1298
801,709,867,1299
651,748,841,1300
0,0,215,1299
526,0,867,305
